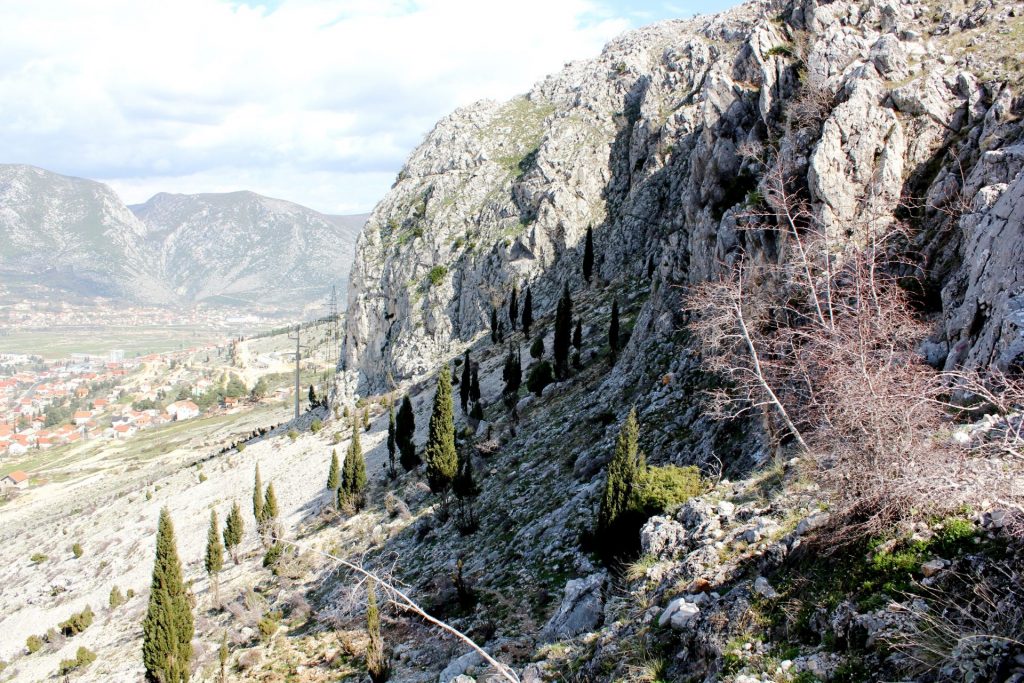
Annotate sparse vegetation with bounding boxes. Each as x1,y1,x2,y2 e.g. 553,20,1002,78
58,646,96,675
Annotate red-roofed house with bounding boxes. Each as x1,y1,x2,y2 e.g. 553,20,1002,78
167,400,200,421
1,470,29,489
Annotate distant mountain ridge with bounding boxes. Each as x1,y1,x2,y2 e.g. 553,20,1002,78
0,164,367,308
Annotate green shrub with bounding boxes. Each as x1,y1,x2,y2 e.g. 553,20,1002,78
933,517,976,555
526,361,554,396
57,646,96,675
198,472,208,483
26,635,43,654
310,418,322,434
258,611,281,641
333,431,343,444
30,552,47,564
109,586,125,609
126,588,135,599
765,44,794,57
633,465,705,516
59,605,94,636
287,429,298,441
262,544,283,568
427,265,448,286
236,442,246,453
72,543,83,558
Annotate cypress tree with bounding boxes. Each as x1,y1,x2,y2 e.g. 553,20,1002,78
386,403,397,478
143,508,194,683
502,345,522,404
223,501,244,565
341,420,367,510
424,367,457,495
204,510,224,607
453,448,480,501
521,287,533,337
469,367,481,406
490,307,499,344
553,283,573,379
252,465,264,527
218,632,229,683
609,299,620,364
396,395,419,471
597,408,645,556
308,384,317,408
365,577,388,682
530,334,545,360
327,449,340,491
573,319,583,350
459,350,472,413
363,408,371,432
264,483,279,522
470,400,484,421
509,285,518,331
453,447,481,533
582,225,594,284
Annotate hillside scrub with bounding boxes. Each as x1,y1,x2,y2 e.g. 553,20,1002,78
688,159,1024,546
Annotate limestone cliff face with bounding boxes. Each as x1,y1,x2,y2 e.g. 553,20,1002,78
341,0,1024,398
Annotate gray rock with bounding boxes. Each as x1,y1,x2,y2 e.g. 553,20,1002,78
439,652,483,682
753,576,779,599
640,516,687,557
539,572,606,642
658,597,700,629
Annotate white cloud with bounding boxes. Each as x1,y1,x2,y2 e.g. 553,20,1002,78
0,0,631,213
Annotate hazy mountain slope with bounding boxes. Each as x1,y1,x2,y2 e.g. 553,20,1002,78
0,163,367,308
0,164,172,302
130,192,365,307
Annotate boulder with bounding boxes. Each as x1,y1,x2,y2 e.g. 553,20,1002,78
640,516,687,557
539,572,606,642
658,597,700,629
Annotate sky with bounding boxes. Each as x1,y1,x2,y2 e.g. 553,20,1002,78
0,0,736,215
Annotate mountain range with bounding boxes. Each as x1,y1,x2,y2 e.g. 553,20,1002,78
0,164,367,309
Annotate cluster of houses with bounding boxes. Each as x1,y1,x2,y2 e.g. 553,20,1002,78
0,399,202,457
0,351,211,459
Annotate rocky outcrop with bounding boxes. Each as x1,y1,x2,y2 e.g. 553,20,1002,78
341,0,1024,401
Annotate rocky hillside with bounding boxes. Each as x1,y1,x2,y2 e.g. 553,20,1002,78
3,0,1023,681
340,0,1024,396
0,164,367,308
131,192,366,307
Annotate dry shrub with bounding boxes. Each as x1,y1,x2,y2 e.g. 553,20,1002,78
384,491,412,520
882,566,1024,680
688,158,1024,547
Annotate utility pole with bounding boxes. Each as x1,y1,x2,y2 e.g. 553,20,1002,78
288,325,308,420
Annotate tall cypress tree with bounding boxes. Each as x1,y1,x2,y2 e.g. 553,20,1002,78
508,285,518,331
341,420,367,509
425,367,457,495
609,299,620,364
143,508,194,683
469,366,481,406
582,225,594,284
308,384,317,409
365,577,388,682
490,307,499,344
263,483,279,535
597,408,645,556
553,283,573,379
502,344,522,405
204,509,224,608
327,449,340,491
252,465,264,527
396,395,419,471
386,403,397,478
223,501,243,565
218,632,229,683
459,350,472,413
521,287,533,337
